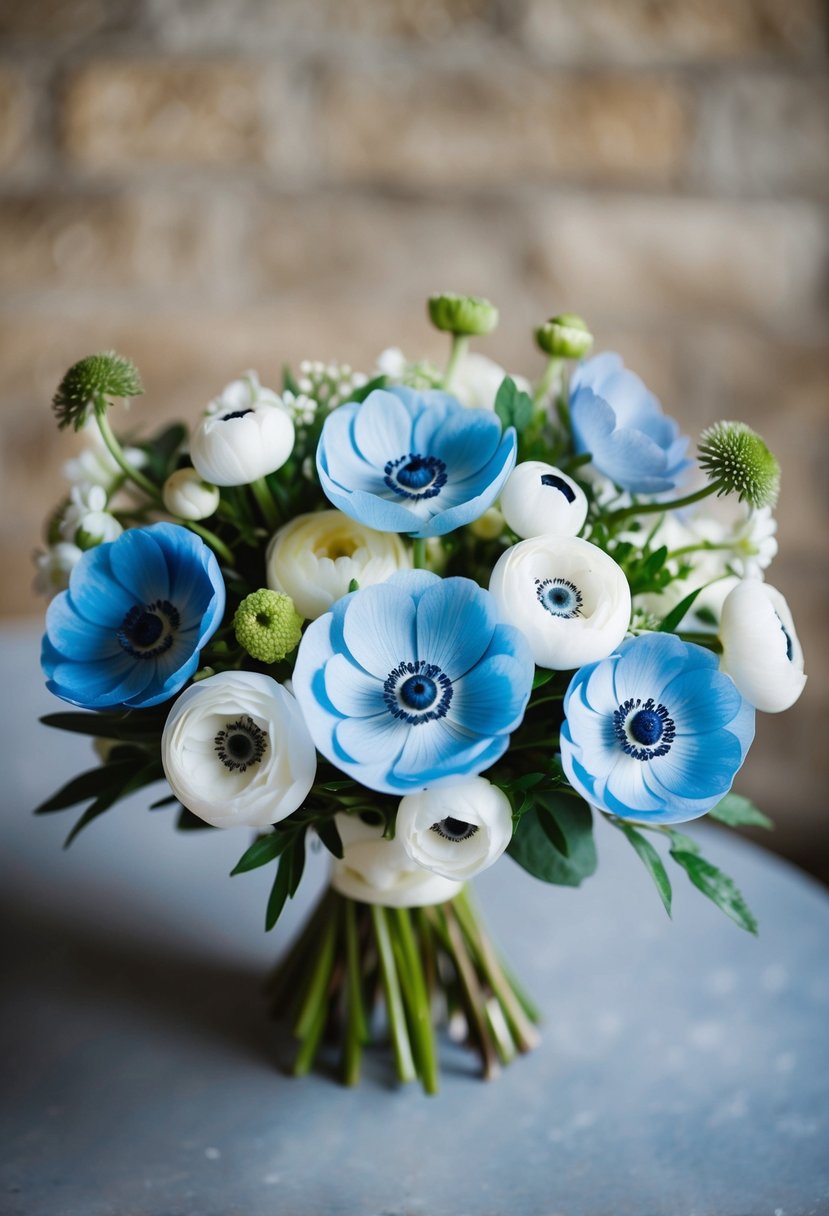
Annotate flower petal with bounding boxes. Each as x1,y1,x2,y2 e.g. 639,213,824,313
450,653,530,735
324,653,385,718
352,390,415,467
342,583,417,677
67,545,135,628
662,665,742,735
108,528,170,603
415,577,495,678
46,593,121,661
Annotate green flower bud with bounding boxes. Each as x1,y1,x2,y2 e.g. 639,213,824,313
233,589,303,664
427,293,499,337
534,314,593,359
52,351,143,432
698,421,781,509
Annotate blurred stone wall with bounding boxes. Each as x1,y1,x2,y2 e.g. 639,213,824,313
0,0,827,874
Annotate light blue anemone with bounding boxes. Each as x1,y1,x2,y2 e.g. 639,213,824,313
569,353,691,494
292,570,534,795
560,633,754,824
42,523,225,710
316,386,517,539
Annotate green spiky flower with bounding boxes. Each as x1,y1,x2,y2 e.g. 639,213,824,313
233,589,303,664
698,421,781,509
52,352,144,432
534,313,594,359
427,293,499,337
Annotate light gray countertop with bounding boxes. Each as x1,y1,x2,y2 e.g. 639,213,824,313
1,621,828,1216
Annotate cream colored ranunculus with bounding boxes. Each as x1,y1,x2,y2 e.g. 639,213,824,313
330,813,461,907
266,509,411,620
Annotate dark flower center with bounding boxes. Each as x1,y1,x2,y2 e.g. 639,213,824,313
214,715,268,773
535,577,583,619
540,473,576,502
613,697,676,761
775,613,794,661
384,453,447,501
384,660,453,725
221,409,254,422
117,599,180,659
430,817,479,842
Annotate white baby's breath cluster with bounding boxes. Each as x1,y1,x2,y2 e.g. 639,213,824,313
295,360,368,414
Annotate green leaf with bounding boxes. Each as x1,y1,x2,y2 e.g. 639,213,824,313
287,830,307,897
615,821,672,916
176,807,213,831
658,584,707,634
494,377,534,433
669,849,758,935
35,758,145,815
265,857,292,931
315,816,344,859
507,797,596,887
707,793,773,831
40,711,165,741
663,827,700,855
149,793,178,810
142,422,187,481
349,374,387,404
643,545,668,577
532,669,554,690
63,761,163,848
537,804,569,857
509,772,546,794
230,831,289,876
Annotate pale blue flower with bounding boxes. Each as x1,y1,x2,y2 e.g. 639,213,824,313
292,569,534,795
316,386,516,539
560,633,754,823
569,353,691,494
42,523,225,710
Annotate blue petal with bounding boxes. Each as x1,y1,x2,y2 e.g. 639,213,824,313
581,654,620,713
415,577,495,678
390,717,490,786
46,593,121,661
334,713,408,767
317,474,420,534
409,431,517,538
613,634,700,708
46,651,150,709
649,729,743,801
109,528,170,603
427,407,503,480
352,390,415,467
133,649,201,708
450,653,531,735
318,404,388,494
570,352,624,397
67,545,135,628
561,679,617,774
324,653,385,718
662,665,742,735
342,583,417,677
385,569,441,603
601,753,666,818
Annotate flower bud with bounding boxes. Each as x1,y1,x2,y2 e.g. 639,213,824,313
233,589,303,664
163,467,221,521
719,580,806,713
427,292,499,337
190,372,295,488
698,421,780,510
499,462,587,540
534,314,593,360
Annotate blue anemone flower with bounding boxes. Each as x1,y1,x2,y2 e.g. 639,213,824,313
316,386,516,539
42,523,225,710
569,353,691,494
292,569,534,795
560,633,754,823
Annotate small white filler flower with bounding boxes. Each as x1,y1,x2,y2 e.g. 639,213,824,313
190,372,295,487
489,535,631,670
161,670,317,828
719,580,806,713
266,509,411,620
499,461,587,540
162,467,221,521
396,777,512,881
331,813,462,908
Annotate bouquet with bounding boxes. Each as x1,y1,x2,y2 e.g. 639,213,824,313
35,294,806,1094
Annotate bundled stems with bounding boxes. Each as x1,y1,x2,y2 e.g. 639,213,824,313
267,885,540,1094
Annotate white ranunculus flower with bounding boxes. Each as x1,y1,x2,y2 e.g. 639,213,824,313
266,509,411,620
162,467,221,521
33,541,83,597
499,461,588,540
490,535,631,670
190,371,295,487
59,483,123,549
451,353,530,412
161,670,317,829
396,777,512,881
719,580,806,713
331,813,461,907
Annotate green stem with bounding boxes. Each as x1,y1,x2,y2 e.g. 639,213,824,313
95,407,162,503
443,334,468,391
185,520,236,566
371,905,416,1084
250,477,281,531
412,538,428,570
343,898,368,1087
435,906,500,1080
606,482,722,526
677,631,723,652
390,907,439,1095
533,357,563,407
293,904,338,1041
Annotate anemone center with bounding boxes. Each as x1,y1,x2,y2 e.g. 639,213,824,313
117,599,180,659
384,453,447,501
430,817,479,842
221,408,254,422
383,660,453,725
612,697,675,761
535,577,583,619
214,715,268,773
540,473,576,502
775,613,794,661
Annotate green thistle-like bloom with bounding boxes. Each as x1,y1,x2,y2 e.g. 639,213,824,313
234,589,303,664
698,421,781,509
535,313,594,359
52,352,144,432
427,293,499,337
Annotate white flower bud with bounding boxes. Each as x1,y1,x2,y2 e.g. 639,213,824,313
266,509,411,620
59,483,122,550
499,462,587,540
33,542,82,598
719,580,806,713
331,813,461,908
489,535,631,670
450,353,530,412
161,671,317,829
162,467,221,521
396,777,512,881
190,372,294,487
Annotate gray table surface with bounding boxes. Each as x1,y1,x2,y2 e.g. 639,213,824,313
1,620,828,1216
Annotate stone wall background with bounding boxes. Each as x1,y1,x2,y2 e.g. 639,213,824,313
0,0,827,876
